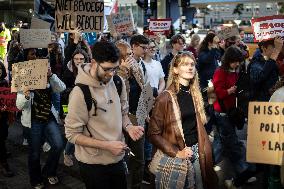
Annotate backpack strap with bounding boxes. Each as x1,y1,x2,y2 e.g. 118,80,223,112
113,75,122,97
76,83,93,112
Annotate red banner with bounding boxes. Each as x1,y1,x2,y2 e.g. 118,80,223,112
0,87,19,112
251,15,284,42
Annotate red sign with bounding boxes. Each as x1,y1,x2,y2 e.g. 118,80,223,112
0,87,19,112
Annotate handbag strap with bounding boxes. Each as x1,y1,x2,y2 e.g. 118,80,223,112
165,90,186,144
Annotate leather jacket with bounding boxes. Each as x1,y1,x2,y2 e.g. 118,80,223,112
148,85,218,189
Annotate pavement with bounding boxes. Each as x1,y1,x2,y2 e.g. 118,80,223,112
0,120,266,189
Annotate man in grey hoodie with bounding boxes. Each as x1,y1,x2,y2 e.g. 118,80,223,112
65,41,144,189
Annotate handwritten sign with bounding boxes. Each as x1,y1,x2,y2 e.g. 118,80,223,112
216,25,239,40
136,83,154,127
106,10,134,36
247,102,284,165
11,59,48,92
20,29,51,49
251,15,284,42
31,17,51,29
55,0,104,32
149,19,171,33
0,87,18,112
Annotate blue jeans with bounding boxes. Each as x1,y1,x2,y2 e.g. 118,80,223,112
213,111,248,174
28,118,63,186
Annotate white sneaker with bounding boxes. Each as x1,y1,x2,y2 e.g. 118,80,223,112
246,176,257,183
224,179,241,189
213,165,222,172
22,139,28,146
42,142,51,152
63,152,74,167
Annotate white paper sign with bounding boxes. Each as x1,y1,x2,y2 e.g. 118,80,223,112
136,83,154,127
106,10,134,36
55,0,104,32
20,29,51,49
11,59,48,92
31,17,51,29
149,19,172,32
251,15,284,42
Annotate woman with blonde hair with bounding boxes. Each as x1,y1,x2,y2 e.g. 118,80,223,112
148,52,218,189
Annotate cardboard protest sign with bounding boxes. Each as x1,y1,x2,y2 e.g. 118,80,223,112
31,17,51,29
0,87,19,112
11,59,48,92
149,19,172,34
55,0,104,32
251,15,284,42
247,102,284,165
106,10,134,36
136,82,154,127
216,25,239,40
20,29,51,49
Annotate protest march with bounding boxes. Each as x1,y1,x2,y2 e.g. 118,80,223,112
0,0,284,189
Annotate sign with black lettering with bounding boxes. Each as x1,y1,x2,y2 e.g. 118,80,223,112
20,29,51,49
106,10,134,36
149,19,171,33
0,87,19,112
55,0,104,32
11,59,48,92
251,15,284,42
247,102,284,165
216,25,239,40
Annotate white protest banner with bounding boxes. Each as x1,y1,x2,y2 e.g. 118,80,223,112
149,18,171,33
55,0,104,32
106,10,134,36
20,29,51,49
11,59,48,92
247,102,284,165
251,15,284,42
30,17,51,29
136,83,154,127
216,25,239,40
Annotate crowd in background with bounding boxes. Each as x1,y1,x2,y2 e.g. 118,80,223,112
0,18,284,189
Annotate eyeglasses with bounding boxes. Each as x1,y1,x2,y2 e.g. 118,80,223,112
138,45,148,50
73,58,85,61
98,63,120,74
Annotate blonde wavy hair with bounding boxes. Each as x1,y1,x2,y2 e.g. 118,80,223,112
167,52,207,125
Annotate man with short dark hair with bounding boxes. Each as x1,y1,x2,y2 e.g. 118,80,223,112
161,34,185,81
65,41,144,189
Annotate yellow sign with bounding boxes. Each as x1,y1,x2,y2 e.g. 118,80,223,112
247,102,284,165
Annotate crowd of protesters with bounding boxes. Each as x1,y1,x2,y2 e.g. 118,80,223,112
0,18,284,189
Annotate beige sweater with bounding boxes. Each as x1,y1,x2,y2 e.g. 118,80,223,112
64,64,128,165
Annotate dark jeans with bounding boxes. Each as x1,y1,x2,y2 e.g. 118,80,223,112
126,133,145,189
28,118,63,186
78,161,127,189
0,112,9,163
64,141,74,155
213,111,248,173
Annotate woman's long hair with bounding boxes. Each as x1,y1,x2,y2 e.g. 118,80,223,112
198,33,216,53
167,52,207,125
71,48,89,76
